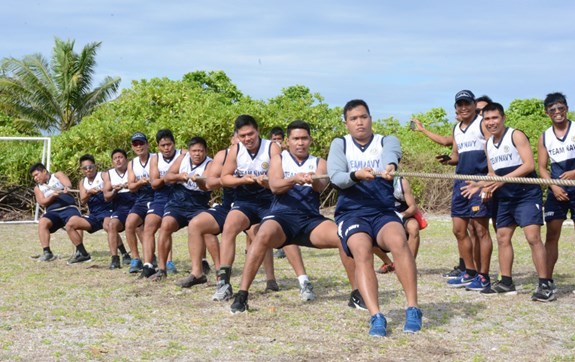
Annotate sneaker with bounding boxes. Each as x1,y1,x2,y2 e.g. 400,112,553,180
531,284,557,302
166,261,178,275
447,273,475,288
129,258,143,274
122,253,131,265
465,275,490,291
265,279,279,292
348,289,367,310
230,292,249,314
202,260,211,275
38,250,56,262
369,313,387,337
442,266,464,279
212,281,233,301
273,248,286,258
549,281,558,295
67,251,92,265
175,273,207,288
138,265,156,279
376,263,395,274
480,281,517,295
149,269,166,282
300,281,316,301
109,255,121,269
403,307,423,333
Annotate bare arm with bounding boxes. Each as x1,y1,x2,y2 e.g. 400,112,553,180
412,118,453,146
400,178,418,219
149,155,163,190
163,154,186,185
220,144,256,188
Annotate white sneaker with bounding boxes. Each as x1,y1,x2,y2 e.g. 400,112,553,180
300,281,316,301
212,281,233,301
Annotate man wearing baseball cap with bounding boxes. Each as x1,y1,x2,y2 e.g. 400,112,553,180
443,90,493,292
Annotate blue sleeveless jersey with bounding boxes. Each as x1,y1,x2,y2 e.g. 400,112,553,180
334,134,396,217
487,127,541,200
270,150,321,215
542,120,575,194
454,116,488,175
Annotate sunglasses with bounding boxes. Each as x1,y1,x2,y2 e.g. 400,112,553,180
132,140,146,146
80,164,96,171
547,106,567,115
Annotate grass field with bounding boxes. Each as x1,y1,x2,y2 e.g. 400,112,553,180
1,216,575,361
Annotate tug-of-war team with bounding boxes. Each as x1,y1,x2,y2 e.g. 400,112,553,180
28,90,574,337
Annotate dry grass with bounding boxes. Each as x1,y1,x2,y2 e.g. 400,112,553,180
1,216,575,361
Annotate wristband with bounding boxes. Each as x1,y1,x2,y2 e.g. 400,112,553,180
350,171,359,182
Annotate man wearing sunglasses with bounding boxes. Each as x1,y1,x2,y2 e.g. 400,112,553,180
125,132,156,273
65,154,115,264
538,92,574,295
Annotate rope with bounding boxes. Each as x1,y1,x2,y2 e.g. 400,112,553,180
312,172,575,186
393,171,575,187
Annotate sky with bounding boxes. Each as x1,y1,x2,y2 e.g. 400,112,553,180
2,1,575,123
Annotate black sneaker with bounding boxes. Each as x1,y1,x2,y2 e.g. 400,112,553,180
348,289,367,310
230,292,249,314
122,253,131,266
531,284,557,302
149,269,166,282
265,279,280,292
273,248,286,258
67,251,92,265
38,250,56,262
175,273,207,288
138,265,156,279
480,281,517,296
202,260,211,275
109,256,121,269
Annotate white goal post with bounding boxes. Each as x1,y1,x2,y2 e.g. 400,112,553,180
0,136,51,224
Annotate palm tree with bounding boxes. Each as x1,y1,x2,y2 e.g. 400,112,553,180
0,38,120,133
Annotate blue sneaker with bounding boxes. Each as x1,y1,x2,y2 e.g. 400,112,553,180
447,273,475,288
369,313,387,337
166,261,178,275
465,275,490,291
403,307,423,333
129,258,143,274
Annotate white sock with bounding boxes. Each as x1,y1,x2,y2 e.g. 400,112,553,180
144,263,153,268
298,275,310,288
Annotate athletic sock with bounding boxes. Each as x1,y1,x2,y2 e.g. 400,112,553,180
144,263,154,268
43,247,52,254
458,258,465,271
76,243,88,256
297,274,310,288
501,275,513,286
538,278,552,287
479,273,490,281
465,269,478,277
219,266,232,284
118,244,128,255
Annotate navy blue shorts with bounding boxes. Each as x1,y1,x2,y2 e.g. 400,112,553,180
82,210,112,233
43,207,81,233
163,206,207,230
110,206,131,226
260,211,329,248
451,180,492,218
544,190,575,222
336,211,402,257
147,200,166,218
203,205,229,232
129,201,150,221
230,200,271,228
496,196,544,228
